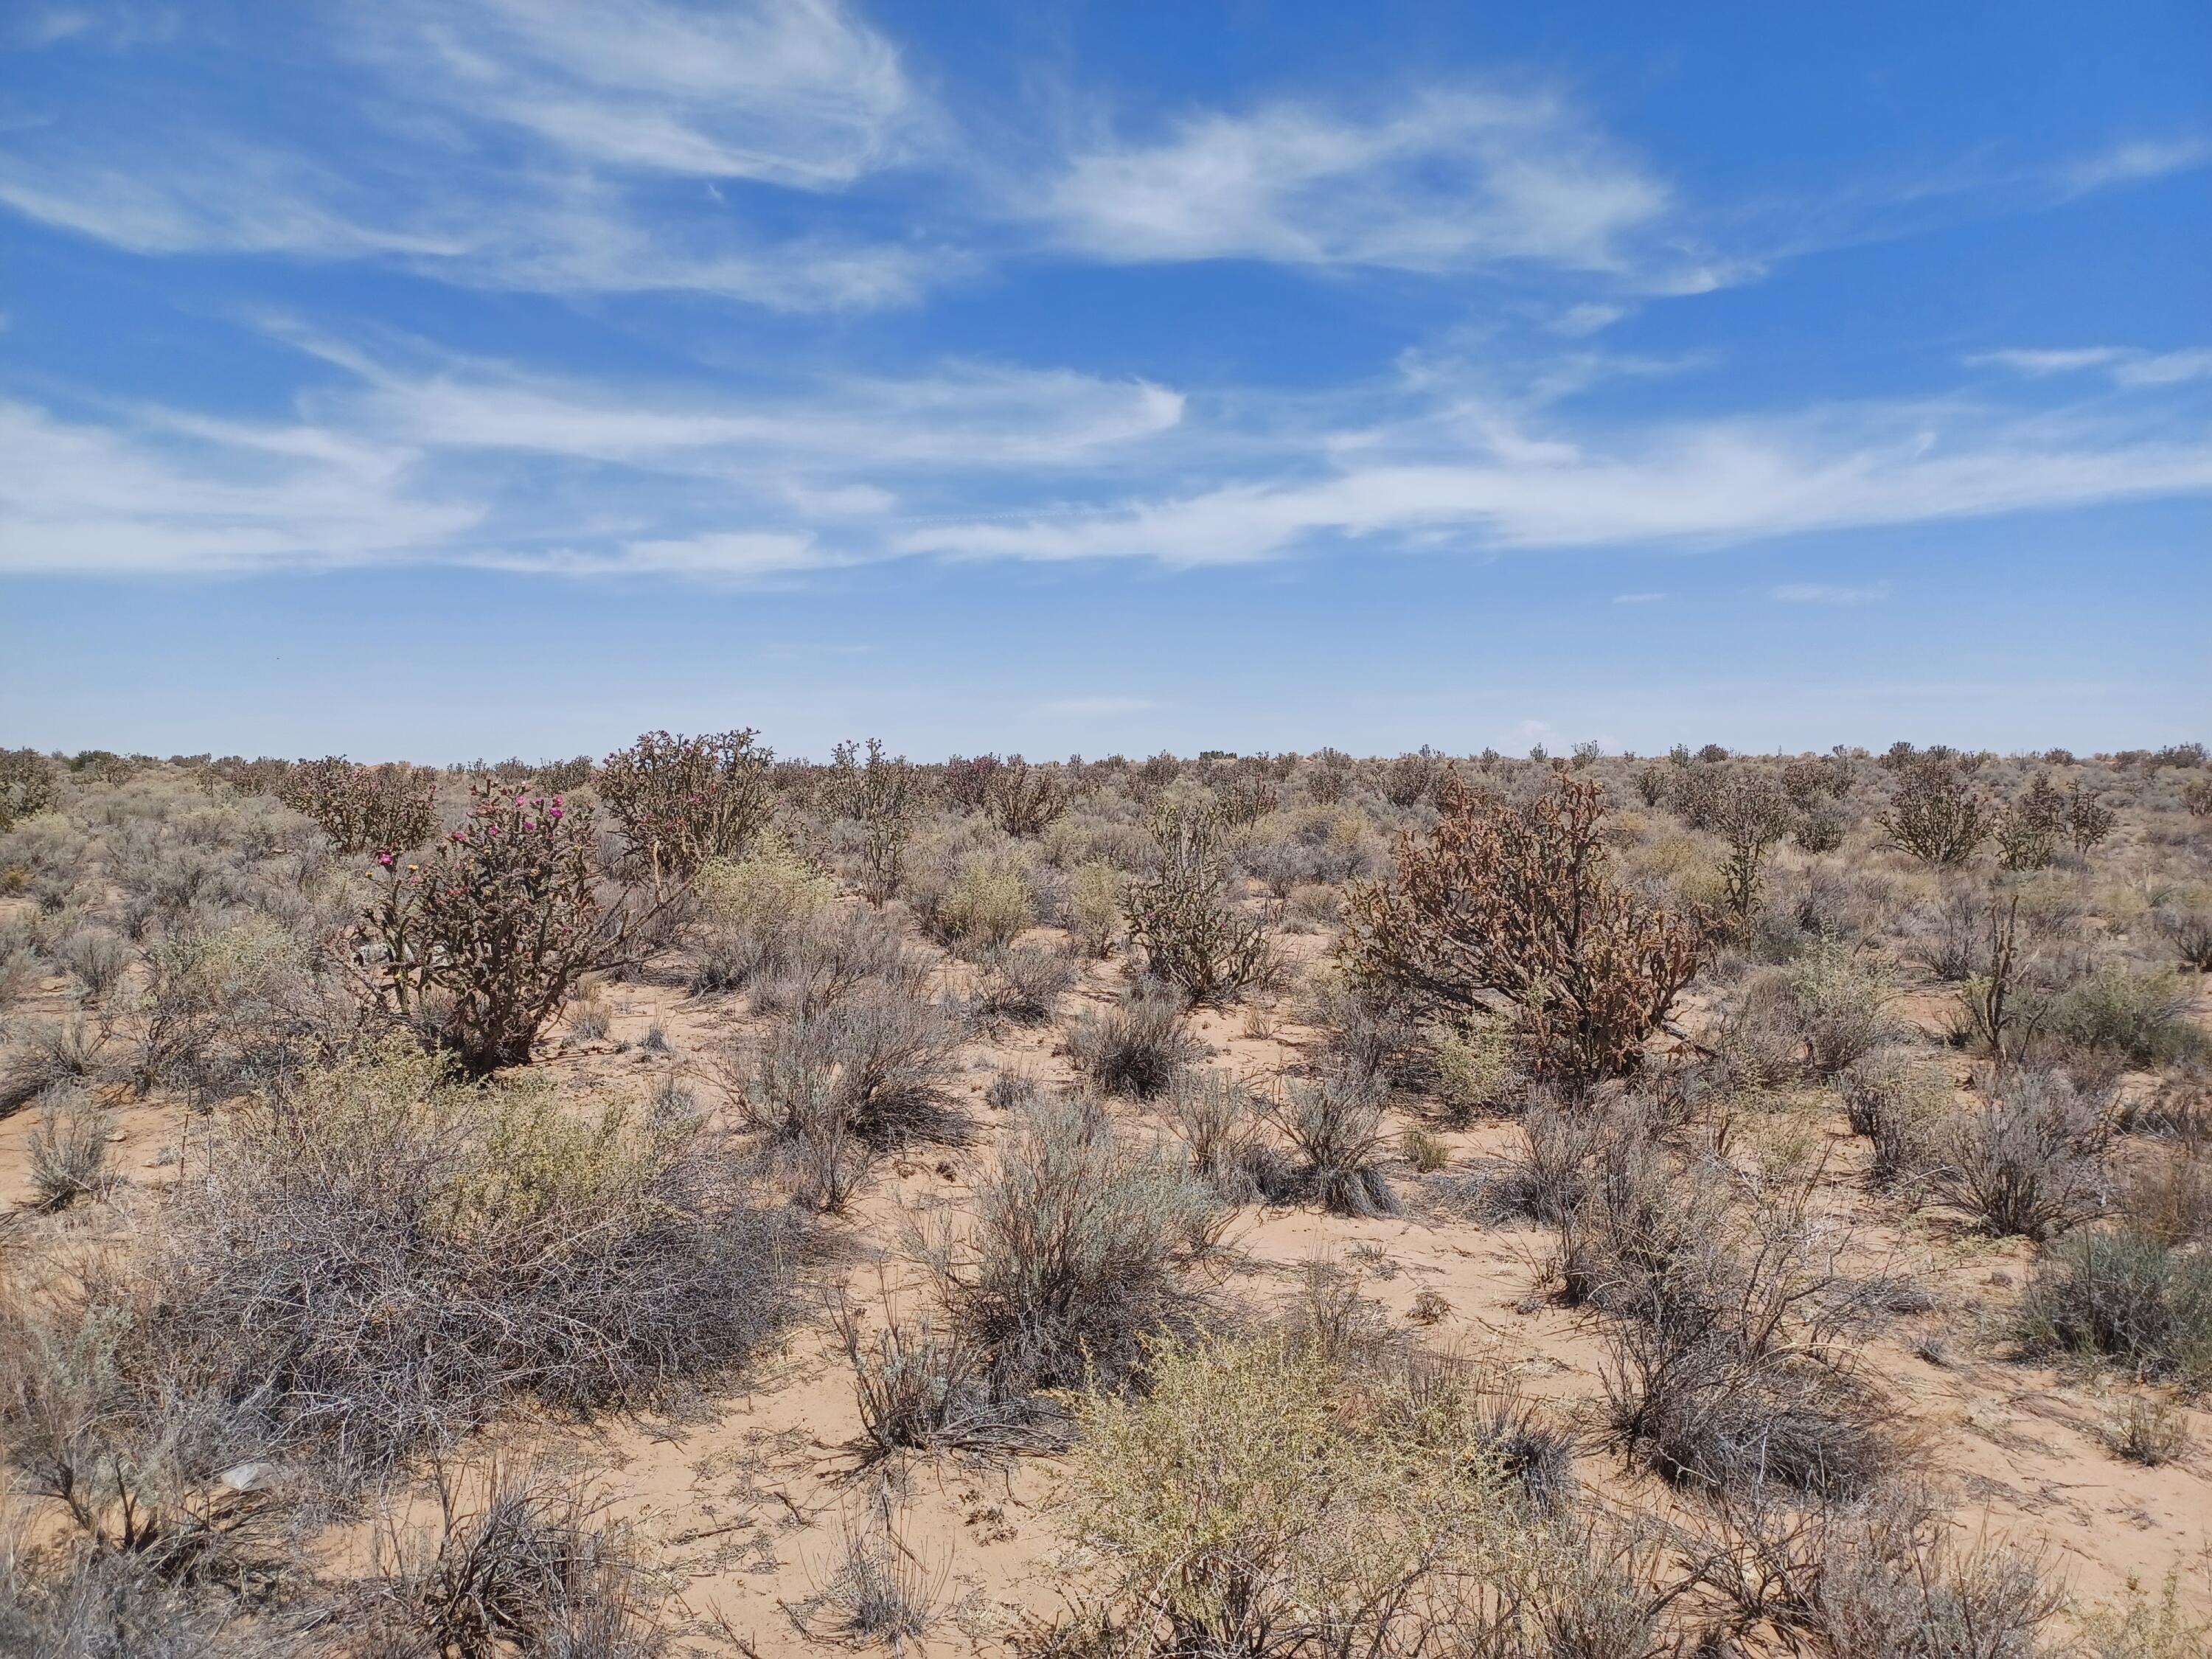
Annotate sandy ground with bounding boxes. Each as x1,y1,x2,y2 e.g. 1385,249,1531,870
4,909,2208,1653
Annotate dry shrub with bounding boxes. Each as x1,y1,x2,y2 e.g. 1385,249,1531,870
27,1085,114,1210
1061,1329,1671,1659
687,833,837,992
1262,1072,1399,1217
1068,982,1203,1099
919,1093,1220,1394
2018,1225,2212,1386
1123,804,1274,1006
1938,1065,2109,1239
977,939,1078,1025
349,1459,669,1658
1600,1177,1897,1500
1344,767,1702,1084
141,1043,796,1481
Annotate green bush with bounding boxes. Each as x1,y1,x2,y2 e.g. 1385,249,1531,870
2051,963,2207,1066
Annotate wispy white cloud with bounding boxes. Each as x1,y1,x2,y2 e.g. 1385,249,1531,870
8,362,2211,579
1970,344,2212,389
0,397,479,574
0,0,940,310
1041,89,1676,278
1613,591,1666,604
348,0,918,189
2054,136,2212,197
316,349,1185,470
1772,581,1892,605
895,400,2212,566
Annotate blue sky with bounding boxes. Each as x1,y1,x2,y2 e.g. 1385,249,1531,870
1,1,2206,761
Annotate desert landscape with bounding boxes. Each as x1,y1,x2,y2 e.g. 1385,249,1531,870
2,736,2209,1657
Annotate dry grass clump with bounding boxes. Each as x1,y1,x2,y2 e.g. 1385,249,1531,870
1161,1068,1274,1204
348,1459,671,1658
731,975,964,1172
1057,1328,1671,1659
0,1535,304,1659
2017,1225,2212,1386
133,1043,795,1481
1597,1172,1899,1500
2078,1562,2212,1659
2050,962,2208,1067
1,1013,111,1118
1694,1479,2066,1658
1938,1064,2110,1239
1738,941,1899,1081
26,1084,115,1210
803,1495,951,1646
1068,981,1203,1099
975,939,1078,1025
1262,1071,1399,1217
918,1093,1220,1395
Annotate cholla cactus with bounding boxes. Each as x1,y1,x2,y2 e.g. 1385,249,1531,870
1343,767,1702,1084
1124,803,1272,1006
1877,756,1992,867
0,748,57,832
984,757,1068,838
597,728,773,892
360,784,628,1074
279,755,437,855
